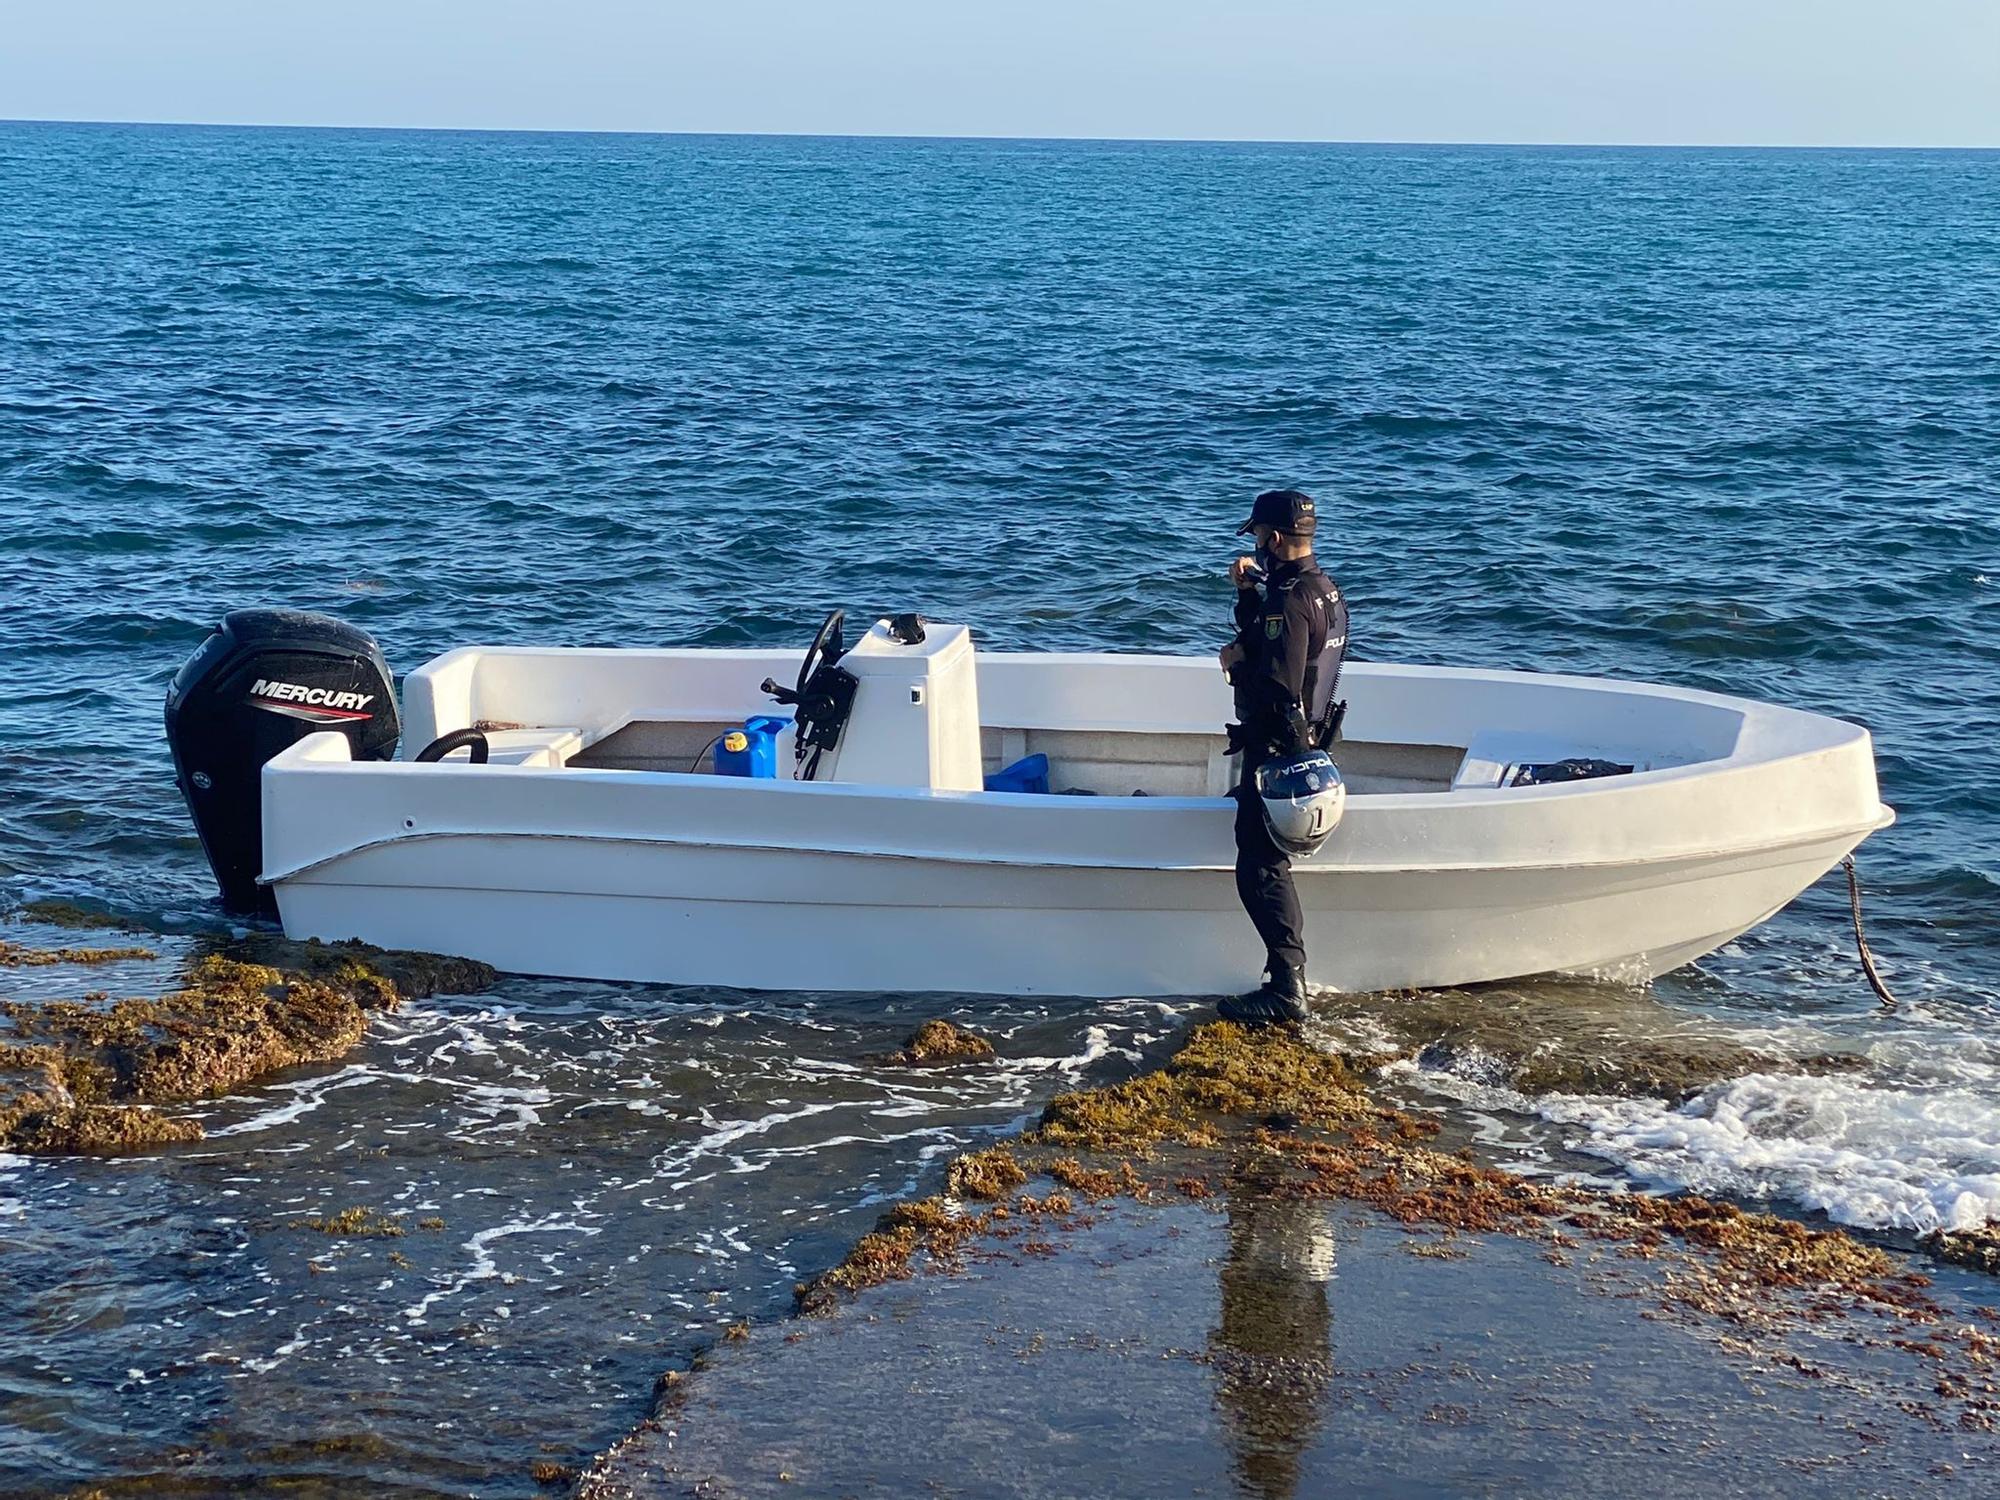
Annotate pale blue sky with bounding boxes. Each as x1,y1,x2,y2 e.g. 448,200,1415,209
4,0,1996,146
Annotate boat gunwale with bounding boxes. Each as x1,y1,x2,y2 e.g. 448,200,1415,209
264,718,1877,810
407,645,1875,770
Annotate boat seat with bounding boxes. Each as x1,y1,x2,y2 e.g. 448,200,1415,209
1454,731,1604,790
473,726,588,768
986,724,1235,797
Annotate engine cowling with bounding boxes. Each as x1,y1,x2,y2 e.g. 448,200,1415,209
165,608,399,914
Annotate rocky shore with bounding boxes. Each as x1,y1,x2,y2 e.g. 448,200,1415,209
582,1019,2000,1498
10,913,1997,1497
0,903,494,1156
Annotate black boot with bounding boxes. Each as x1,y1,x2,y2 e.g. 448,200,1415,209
1219,959,1308,1027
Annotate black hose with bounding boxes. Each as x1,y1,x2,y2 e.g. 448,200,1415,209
1843,854,1900,1012
687,733,725,774
414,728,489,764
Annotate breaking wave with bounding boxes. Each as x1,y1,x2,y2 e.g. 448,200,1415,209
1384,997,2000,1239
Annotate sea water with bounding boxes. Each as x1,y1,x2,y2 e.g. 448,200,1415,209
0,123,1995,1494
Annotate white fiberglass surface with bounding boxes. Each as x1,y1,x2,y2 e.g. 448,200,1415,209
407,646,1772,777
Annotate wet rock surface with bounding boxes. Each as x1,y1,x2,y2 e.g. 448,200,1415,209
9,900,154,934
589,1022,2000,1498
587,1195,2000,1500
1929,1227,2000,1276
7,924,1992,1496
0,967,1158,1499
1312,983,1867,1101
0,939,158,968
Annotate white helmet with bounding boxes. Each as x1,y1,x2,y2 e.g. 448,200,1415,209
1256,749,1346,857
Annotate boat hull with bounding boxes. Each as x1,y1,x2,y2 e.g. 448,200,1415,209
262,654,1894,998
272,822,1879,997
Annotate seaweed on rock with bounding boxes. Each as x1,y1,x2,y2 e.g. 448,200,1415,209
0,935,495,1155
288,1206,407,1238
946,1145,1028,1200
0,939,155,967
1928,1227,2000,1276
1311,985,1867,1102
887,1018,996,1066
798,1019,1985,1375
10,899,152,934
1033,1021,1406,1153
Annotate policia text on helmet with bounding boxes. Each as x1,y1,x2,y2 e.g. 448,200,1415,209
1216,489,1350,1026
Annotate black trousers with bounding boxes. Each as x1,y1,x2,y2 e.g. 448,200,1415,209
1233,782,1306,981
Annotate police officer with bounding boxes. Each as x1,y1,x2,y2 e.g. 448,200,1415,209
1217,489,1349,1024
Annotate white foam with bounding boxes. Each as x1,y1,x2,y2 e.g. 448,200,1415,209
1004,1023,1118,1078
1377,1005,2000,1239
1537,1070,2000,1235
200,1065,381,1137
403,1213,600,1324
240,1323,314,1374
0,1152,23,1221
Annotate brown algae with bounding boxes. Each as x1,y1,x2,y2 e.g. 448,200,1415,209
0,935,495,1154
289,1207,406,1238
10,899,152,934
0,1043,202,1154
794,1189,1088,1316
794,1200,957,1313
1310,984,1865,1101
1928,1227,2000,1275
945,1145,1028,1200
887,1017,996,1065
1034,1020,1400,1153
0,939,156,967
1044,1157,1139,1198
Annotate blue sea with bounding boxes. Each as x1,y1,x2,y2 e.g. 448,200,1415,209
1,122,1997,1496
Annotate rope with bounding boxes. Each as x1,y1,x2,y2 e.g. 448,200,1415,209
1842,854,1901,1012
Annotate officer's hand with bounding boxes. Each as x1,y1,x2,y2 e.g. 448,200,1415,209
1229,556,1261,589
1218,642,1245,673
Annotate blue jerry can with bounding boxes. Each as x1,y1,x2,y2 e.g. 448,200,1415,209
714,715,789,778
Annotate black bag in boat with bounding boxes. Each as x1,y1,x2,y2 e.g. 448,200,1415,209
1508,757,1634,787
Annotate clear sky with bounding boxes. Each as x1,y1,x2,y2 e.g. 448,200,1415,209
4,0,1997,147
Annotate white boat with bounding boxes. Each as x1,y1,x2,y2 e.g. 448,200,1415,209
255,615,1893,998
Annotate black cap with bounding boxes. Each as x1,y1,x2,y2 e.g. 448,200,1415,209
1236,489,1317,537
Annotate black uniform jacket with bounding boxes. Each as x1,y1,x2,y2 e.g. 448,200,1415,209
1232,556,1348,757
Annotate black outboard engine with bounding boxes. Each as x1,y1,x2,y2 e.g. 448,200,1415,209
165,608,400,915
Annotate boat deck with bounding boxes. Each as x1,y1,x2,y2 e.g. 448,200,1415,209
565,716,1466,796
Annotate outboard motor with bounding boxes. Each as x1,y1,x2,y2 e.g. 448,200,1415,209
165,608,399,915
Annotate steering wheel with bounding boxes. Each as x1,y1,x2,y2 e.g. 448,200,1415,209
758,609,857,779
795,608,846,697
762,609,846,708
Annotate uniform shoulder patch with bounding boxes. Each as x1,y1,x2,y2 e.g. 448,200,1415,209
1264,615,1284,639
